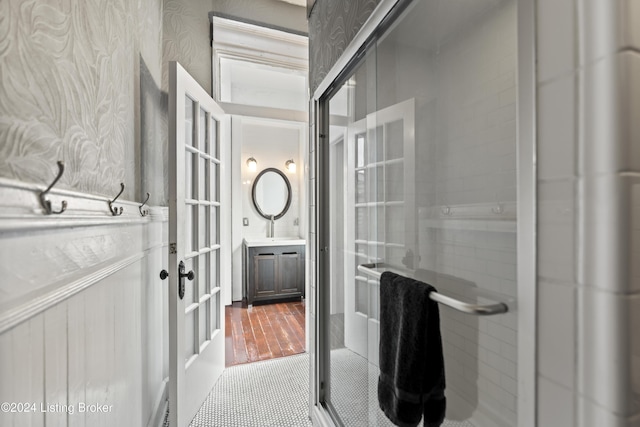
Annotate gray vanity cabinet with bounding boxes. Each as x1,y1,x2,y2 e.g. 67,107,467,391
245,244,305,306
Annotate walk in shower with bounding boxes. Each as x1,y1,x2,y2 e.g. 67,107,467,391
314,0,532,426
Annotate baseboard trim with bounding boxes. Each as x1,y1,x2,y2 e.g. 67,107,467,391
149,378,169,427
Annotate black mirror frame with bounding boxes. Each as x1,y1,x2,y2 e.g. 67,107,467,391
251,167,292,220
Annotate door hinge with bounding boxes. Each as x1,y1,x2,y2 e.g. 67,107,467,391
169,243,177,254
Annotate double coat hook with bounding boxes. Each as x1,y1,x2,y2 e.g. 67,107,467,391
139,192,150,217
39,161,68,215
109,183,125,216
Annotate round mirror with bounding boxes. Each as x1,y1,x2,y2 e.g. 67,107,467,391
251,168,292,220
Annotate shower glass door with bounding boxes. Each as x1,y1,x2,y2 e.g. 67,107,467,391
322,0,520,426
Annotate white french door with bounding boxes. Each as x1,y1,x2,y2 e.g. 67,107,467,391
168,61,229,427
344,99,415,364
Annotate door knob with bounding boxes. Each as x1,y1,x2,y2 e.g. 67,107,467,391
178,261,194,300
180,269,194,281
160,269,168,280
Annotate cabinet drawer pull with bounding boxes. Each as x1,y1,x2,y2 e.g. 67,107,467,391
258,253,275,256
282,252,298,255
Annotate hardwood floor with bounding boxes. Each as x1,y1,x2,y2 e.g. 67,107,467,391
225,300,306,367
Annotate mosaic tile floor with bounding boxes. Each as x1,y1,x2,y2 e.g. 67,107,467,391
190,353,312,427
329,348,474,427
163,349,474,427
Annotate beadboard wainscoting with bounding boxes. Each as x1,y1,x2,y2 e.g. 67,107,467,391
0,179,169,427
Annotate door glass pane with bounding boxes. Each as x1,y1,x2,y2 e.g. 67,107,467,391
210,163,218,202
355,170,366,203
198,252,210,296
210,117,218,159
210,206,219,245
185,205,193,254
185,152,193,201
210,292,219,334
198,205,207,250
199,107,207,152
203,206,211,248
205,159,211,202
210,250,219,289
386,163,403,202
199,156,206,201
385,120,403,160
199,305,207,347
185,96,194,147
324,0,518,425
185,311,195,361
355,134,366,168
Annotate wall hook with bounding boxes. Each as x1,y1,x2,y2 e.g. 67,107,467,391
139,192,150,217
109,183,125,216
39,160,68,215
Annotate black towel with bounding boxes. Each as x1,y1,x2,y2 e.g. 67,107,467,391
378,271,446,427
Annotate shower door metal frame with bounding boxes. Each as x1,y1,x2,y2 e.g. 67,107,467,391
310,0,537,426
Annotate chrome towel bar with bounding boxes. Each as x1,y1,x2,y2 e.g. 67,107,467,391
357,263,509,316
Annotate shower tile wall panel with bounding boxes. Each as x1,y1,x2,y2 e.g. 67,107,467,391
408,2,518,425
583,52,640,176
537,0,640,424
426,226,518,426
431,5,517,208
580,0,640,67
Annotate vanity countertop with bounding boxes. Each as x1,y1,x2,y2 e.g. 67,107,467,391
243,237,306,247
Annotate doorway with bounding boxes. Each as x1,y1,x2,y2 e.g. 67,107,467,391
227,116,309,367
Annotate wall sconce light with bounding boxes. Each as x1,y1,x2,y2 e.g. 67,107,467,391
285,159,296,173
246,157,257,171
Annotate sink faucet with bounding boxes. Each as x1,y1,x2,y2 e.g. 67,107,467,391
269,215,275,238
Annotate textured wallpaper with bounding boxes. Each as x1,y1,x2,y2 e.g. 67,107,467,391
162,0,214,94
308,0,380,93
0,0,306,203
0,0,164,201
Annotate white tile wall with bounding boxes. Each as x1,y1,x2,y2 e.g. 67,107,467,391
583,175,640,293
536,0,575,83
580,0,640,66
537,75,576,180
578,396,640,427
583,52,640,175
537,0,640,424
538,377,575,427
537,180,576,283
538,280,575,389
579,287,640,416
